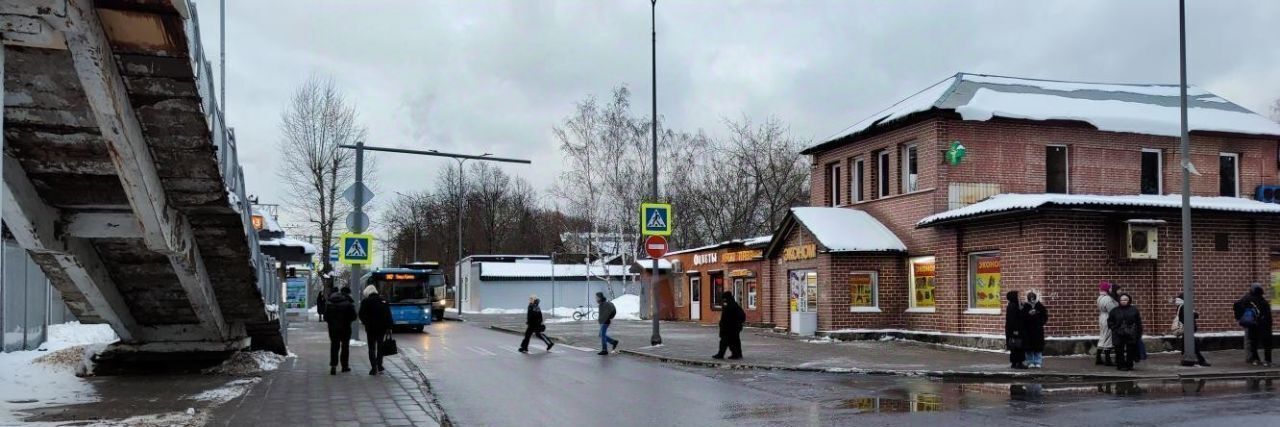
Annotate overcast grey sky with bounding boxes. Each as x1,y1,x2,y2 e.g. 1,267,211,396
192,0,1280,230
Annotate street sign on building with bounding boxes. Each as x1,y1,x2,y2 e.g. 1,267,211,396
645,235,668,258
640,203,672,236
339,232,374,265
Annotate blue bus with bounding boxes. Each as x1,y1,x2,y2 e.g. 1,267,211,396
364,263,447,332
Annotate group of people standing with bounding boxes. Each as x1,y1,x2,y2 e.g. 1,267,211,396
1004,290,1049,369
319,285,395,376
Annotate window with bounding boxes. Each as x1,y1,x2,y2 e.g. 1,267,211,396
848,272,878,311
747,280,757,310
1215,233,1230,251
1220,152,1239,197
674,276,684,307
710,274,725,310
968,252,1002,310
854,158,865,202
901,144,919,193
1270,254,1280,305
732,277,745,303
788,269,818,313
827,163,843,206
877,151,891,198
1141,149,1162,195
907,256,935,310
1046,145,1069,194
690,276,701,304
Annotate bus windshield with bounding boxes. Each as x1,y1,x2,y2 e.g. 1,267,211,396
377,273,445,304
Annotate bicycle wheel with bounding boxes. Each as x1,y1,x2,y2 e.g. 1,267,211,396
573,311,585,321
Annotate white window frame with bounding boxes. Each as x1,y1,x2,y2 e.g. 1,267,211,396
878,151,891,198
1220,152,1240,197
747,279,757,310
853,157,865,202
1046,144,1070,194
965,251,1002,315
1141,148,1163,195
901,144,919,194
828,162,843,206
848,271,881,313
906,256,936,313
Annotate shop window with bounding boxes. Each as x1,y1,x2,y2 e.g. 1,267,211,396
747,280,758,310
908,256,936,309
710,274,726,310
877,151,891,198
788,269,818,312
968,252,1002,310
1270,254,1280,304
854,158,865,202
901,144,919,193
673,277,684,307
1141,149,1162,195
827,162,843,206
848,271,878,311
1046,145,1069,194
1220,152,1239,197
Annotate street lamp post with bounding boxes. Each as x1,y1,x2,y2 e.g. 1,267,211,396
649,0,663,346
450,153,490,317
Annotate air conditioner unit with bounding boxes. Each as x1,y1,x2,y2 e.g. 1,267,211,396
1126,224,1158,260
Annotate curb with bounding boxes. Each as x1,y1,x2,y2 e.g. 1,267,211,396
394,353,453,427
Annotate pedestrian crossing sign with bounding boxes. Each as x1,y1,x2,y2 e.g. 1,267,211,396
339,232,374,265
640,203,673,236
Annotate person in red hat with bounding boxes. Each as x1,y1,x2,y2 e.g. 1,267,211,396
1096,281,1118,366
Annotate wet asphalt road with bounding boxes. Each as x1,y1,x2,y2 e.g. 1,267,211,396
397,322,1280,426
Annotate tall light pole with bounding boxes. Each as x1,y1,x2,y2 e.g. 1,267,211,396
447,152,491,317
1177,0,1198,366
649,0,663,346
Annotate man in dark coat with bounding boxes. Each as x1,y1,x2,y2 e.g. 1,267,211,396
1005,291,1027,369
1023,292,1048,369
519,295,554,353
316,288,329,322
596,292,619,355
1107,293,1144,371
326,287,357,375
713,292,747,360
1236,283,1274,367
358,285,394,375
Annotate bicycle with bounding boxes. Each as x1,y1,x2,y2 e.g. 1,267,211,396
571,306,598,321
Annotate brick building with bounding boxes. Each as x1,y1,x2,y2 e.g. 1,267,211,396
770,73,1280,352
658,237,772,326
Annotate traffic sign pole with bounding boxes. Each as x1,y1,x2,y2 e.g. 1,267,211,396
349,141,365,341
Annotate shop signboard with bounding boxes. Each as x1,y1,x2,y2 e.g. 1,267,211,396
724,249,762,263
782,244,816,262
285,277,307,309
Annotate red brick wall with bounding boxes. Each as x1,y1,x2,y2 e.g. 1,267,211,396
823,254,906,330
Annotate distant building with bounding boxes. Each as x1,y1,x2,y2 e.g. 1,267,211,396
456,255,634,312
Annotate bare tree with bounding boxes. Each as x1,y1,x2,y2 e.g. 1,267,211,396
725,116,810,234
1271,97,1280,122
278,77,368,278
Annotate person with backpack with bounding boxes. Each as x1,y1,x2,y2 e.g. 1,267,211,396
519,295,554,353
1172,292,1210,367
358,285,394,375
325,287,357,375
1096,281,1118,366
1005,291,1027,369
596,292,619,355
712,291,747,360
1108,293,1144,371
1023,291,1048,369
1234,283,1273,367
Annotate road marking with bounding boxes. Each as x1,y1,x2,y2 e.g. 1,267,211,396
442,346,457,355
499,347,521,354
467,346,495,356
556,344,595,352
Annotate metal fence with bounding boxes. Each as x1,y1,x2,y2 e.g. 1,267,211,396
0,239,75,352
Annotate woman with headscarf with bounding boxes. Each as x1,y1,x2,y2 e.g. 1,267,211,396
1023,291,1048,369
1096,281,1118,366
1107,293,1144,371
1005,291,1027,369
1172,292,1210,366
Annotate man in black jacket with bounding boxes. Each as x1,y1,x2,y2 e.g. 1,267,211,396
596,292,619,355
1236,284,1274,367
519,296,554,353
326,287,357,375
358,285,395,375
713,292,747,360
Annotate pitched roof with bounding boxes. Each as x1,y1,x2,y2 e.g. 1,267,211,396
804,72,1280,154
768,208,906,255
917,193,1280,227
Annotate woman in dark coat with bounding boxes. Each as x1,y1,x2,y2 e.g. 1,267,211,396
713,292,747,360
358,285,394,375
519,296,554,353
1005,291,1027,369
1023,291,1048,369
1107,293,1144,371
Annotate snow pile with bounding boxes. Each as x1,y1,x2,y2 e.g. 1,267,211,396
791,207,907,252
0,322,118,424
919,193,1280,226
188,378,261,404
46,322,118,346
612,294,642,321
480,308,527,315
203,351,290,376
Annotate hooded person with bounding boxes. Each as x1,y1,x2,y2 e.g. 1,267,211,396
358,284,394,375
713,291,747,360
1096,281,1119,366
1235,283,1274,366
1108,293,1144,371
1023,291,1048,369
1173,292,1210,367
519,295,554,353
596,292,619,355
1005,291,1027,369
325,287,358,374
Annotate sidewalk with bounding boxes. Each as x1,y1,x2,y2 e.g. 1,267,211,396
488,317,1280,381
210,321,446,427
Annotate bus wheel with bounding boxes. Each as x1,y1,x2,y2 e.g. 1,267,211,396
414,325,425,333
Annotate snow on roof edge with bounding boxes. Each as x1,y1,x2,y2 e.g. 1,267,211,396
918,193,1280,227
790,207,907,252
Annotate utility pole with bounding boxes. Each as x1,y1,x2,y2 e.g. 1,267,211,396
349,141,366,341
1177,0,1198,366
649,0,663,346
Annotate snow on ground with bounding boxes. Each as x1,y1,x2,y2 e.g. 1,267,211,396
188,378,262,404
612,294,641,320
203,351,291,376
0,322,118,424
480,308,527,315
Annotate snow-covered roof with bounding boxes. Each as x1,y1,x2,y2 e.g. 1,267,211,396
478,262,634,280
251,207,284,233
633,258,673,271
666,235,773,256
741,235,773,247
917,193,1280,227
259,237,318,254
791,207,907,252
806,73,1280,154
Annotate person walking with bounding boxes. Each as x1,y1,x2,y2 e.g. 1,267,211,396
713,291,747,360
1023,291,1048,369
1005,291,1027,369
325,287,357,375
1235,283,1273,367
316,287,328,322
358,285,393,375
519,295,554,353
1096,281,1118,366
1108,294,1144,371
1172,292,1210,367
596,292,619,355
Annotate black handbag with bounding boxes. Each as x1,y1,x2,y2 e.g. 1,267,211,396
381,334,398,356
536,324,546,333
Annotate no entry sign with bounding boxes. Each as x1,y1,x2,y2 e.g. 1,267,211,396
645,235,668,258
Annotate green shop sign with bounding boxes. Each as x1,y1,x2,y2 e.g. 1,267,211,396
946,141,967,166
